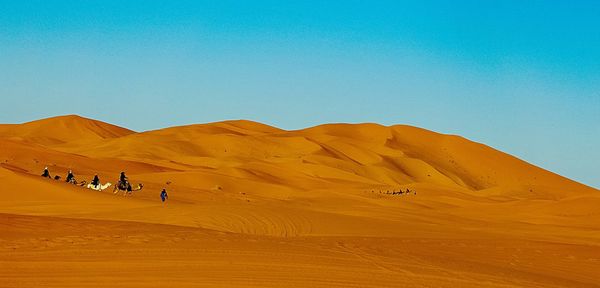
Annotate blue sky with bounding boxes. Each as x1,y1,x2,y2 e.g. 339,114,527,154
1,1,599,188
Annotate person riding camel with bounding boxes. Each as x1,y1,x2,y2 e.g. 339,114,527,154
41,167,51,178
119,171,128,190
66,170,75,184
91,174,100,188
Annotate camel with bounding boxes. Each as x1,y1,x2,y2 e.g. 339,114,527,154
86,182,112,191
67,179,87,187
113,181,143,196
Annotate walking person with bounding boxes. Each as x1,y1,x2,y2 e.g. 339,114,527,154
160,188,168,203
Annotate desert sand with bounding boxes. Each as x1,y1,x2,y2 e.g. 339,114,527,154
1,115,599,287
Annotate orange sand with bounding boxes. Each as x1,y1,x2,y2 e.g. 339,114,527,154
1,115,598,287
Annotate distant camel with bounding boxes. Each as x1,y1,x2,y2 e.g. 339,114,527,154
113,181,143,196
87,182,112,191
67,179,87,187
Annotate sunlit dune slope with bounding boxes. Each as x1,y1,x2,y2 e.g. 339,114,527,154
38,116,596,197
2,115,600,287
2,115,595,238
0,138,172,182
0,114,134,146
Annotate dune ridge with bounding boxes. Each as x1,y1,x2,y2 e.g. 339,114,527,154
0,115,134,146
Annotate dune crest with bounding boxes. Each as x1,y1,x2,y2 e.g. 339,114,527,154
0,114,134,146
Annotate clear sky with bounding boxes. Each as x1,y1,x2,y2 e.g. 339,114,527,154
1,1,599,188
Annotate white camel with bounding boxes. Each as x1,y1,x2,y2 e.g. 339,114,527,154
86,182,112,191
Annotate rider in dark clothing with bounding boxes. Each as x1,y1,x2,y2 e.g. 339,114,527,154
91,174,100,188
119,171,128,189
41,167,51,178
160,189,168,202
66,170,75,183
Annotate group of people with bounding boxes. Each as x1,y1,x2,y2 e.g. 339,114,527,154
41,167,168,202
42,166,112,187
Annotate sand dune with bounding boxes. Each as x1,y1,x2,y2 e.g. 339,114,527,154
1,115,599,287
0,115,134,146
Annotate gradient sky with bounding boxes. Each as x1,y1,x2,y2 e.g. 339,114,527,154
1,0,599,188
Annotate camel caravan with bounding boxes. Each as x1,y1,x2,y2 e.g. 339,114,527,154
371,188,417,196
41,167,143,196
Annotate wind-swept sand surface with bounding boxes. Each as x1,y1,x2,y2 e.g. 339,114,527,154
1,115,599,287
